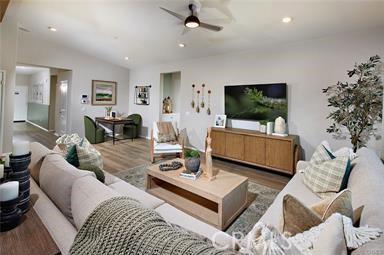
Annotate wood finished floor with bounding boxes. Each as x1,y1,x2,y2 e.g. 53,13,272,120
13,122,290,190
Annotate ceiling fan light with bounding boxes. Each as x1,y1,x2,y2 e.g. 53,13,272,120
185,15,200,28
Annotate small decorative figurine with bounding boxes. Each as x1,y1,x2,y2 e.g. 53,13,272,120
162,97,173,113
205,128,215,181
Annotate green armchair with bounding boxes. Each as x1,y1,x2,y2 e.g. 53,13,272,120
123,114,142,139
84,116,105,144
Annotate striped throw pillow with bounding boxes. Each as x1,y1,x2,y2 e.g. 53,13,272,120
76,145,103,169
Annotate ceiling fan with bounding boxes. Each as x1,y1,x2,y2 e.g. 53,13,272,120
160,3,223,32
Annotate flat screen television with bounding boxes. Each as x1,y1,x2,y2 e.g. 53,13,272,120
225,83,287,121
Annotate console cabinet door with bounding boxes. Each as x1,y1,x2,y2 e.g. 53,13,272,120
265,139,293,173
225,133,244,160
211,130,226,156
244,136,266,165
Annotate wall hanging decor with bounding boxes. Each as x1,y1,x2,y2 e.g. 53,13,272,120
191,84,195,108
207,90,211,115
200,84,205,108
92,80,117,105
135,85,151,105
196,90,200,113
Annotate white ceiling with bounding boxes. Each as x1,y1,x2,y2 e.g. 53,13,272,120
16,65,49,75
7,0,384,69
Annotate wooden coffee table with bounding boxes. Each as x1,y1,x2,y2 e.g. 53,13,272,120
146,159,248,230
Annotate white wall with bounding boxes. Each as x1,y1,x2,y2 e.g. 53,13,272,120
0,18,18,152
17,32,130,137
129,28,384,159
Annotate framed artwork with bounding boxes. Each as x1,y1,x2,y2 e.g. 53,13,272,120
214,114,227,128
135,85,151,105
92,80,117,105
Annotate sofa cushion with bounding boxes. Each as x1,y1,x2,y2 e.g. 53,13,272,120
39,154,96,222
311,213,347,255
78,164,105,183
257,173,322,229
348,148,384,255
303,155,350,198
71,176,120,229
310,144,334,165
155,203,239,251
282,194,323,236
154,142,182,151
104,171,120,186
311,189,353,221
76,145,103,169
65,145,79,167
30,178,77,255
29,142,56,184
108,180,164,209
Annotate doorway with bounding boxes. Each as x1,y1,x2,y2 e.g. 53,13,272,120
13,65,72,144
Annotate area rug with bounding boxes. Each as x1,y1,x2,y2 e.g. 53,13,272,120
114,164,279,235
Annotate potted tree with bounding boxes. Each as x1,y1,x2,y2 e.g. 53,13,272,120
184,149,201,173
323,55,383,152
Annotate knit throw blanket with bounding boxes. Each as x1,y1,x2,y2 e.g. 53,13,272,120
70,197,237,255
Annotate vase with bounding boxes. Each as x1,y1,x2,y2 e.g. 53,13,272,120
185,158,200,173
259,125,267,133
274,116,286,134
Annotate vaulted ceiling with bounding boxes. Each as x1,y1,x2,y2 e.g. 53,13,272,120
6,0,384,68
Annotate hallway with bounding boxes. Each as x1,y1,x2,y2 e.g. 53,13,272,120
13,122,57,149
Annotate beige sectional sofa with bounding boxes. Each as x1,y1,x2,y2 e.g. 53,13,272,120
29,142,236,255
256,147,384,255
29,142,383,254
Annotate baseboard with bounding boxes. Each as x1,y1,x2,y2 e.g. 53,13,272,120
25,120,49,132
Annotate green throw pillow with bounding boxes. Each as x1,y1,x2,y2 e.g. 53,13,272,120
78,164,105,183
66,145,80,167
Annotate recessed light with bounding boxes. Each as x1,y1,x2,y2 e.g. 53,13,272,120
124,57,129,60
282,17,292,23
178,43,186,48
48,26,57,32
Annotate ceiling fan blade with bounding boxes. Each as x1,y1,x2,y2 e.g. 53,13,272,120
200,22,223,32
159,7,185,21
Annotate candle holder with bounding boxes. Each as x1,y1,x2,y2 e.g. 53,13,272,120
0,196,22,232
9,152,31,214
9,152,31,172
4,166,12,180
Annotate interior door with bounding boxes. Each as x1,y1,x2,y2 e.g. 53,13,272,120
58,80,68,135
56,71,72,135
13,86,28,121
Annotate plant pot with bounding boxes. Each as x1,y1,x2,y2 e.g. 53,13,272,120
185,158,200,173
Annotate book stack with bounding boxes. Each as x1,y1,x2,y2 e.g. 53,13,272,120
179,169,202,180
